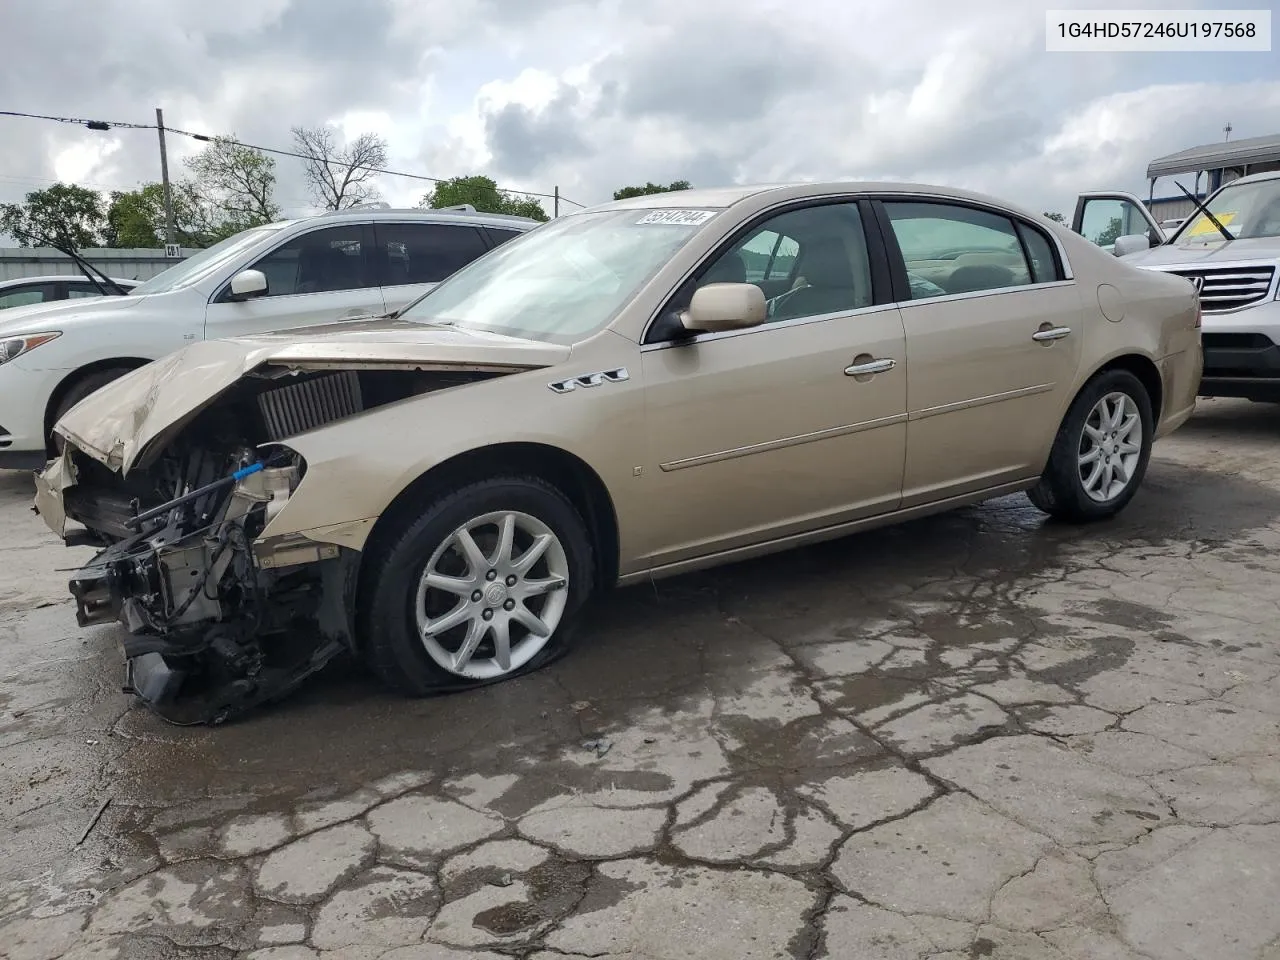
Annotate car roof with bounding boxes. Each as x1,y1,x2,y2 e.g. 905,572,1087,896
269,207,542,231
585,180,1045,220
0,274,139,287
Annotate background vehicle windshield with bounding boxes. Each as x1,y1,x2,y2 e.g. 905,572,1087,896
398,208,718,343
129,225,286,295
1173,178,1280,244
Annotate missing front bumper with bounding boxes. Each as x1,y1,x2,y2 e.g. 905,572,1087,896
63,492,354,726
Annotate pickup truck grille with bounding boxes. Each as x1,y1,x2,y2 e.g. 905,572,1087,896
1165,265,1276,313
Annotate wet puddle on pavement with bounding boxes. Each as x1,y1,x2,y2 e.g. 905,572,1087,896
6,420,1280,959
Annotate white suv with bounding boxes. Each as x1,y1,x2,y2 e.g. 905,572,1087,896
0,206,537,469
1072,171,1280,401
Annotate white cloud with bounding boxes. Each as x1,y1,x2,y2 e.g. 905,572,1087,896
0,0,1276,224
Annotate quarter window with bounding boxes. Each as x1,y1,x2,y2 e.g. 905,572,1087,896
484,227,524,247
882,201,1041,299
378,223,490,285
1016,223,1062,283
247,226,370,298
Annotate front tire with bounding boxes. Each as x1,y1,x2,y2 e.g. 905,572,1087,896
360,476,595,696
1027,369,1154,523
50,367,133,454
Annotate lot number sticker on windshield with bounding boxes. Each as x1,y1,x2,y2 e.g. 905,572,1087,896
1187,211,1237,237
636,209,716,226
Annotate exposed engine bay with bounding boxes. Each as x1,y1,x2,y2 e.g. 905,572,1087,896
47,363,495,725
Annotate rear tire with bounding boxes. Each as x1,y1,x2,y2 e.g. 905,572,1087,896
359,475,595,696
1027,369,1154,523
50,367,133,454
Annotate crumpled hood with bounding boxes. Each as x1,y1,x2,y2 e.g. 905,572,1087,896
0,292,142,334
1122,235,1280,267
54,317,571,474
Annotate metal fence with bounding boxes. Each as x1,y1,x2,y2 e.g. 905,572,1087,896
0,246,192,283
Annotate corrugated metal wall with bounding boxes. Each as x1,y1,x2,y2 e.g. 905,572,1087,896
1148,197,1201,222
0,247,192,282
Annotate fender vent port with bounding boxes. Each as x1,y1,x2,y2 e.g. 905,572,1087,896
258,370,364,441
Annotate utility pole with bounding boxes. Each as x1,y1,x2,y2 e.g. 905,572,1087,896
1224,122,1233,141
554,186,560,218
156,107,176,245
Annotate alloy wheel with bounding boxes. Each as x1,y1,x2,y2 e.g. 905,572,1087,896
415,510,570,679
1078,391,1142,503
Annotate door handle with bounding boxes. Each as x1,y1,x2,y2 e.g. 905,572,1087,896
1032,326,1072,342
845,358,896,376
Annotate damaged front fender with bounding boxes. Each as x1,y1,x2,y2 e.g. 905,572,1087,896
53,321,570,475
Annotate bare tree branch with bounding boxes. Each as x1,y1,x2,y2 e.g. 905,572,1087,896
292,125,389,210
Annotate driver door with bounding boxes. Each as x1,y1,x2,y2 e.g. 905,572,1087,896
1072,191,1166,254
637,200,908,570
204,223,385,339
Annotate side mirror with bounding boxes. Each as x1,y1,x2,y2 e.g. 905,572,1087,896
1113,234,1151,257
681,283,766,333
228,269,268,300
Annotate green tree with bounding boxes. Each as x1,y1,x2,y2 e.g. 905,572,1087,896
1043,211,1067,224
105,184,167,247
0,183,106,248
420,175,548,221
184,136,281,241
612,180,691,201
105,183,224,248
1095,216,1125,248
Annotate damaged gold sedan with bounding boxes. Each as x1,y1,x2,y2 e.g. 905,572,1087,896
34,182,1202,723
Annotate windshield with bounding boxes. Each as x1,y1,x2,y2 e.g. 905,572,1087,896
398,207,719,343
129,224,286,295
1172,177,1280,245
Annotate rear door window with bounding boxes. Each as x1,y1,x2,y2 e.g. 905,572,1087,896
881,201,1036,299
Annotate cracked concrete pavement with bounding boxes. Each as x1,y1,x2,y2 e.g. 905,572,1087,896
4,397,1280,959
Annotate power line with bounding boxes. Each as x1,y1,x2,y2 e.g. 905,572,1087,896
0,109,588,208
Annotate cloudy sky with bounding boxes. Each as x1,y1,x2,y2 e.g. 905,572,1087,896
2,0,1277,226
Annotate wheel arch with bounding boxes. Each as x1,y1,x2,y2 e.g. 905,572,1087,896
1034,350,1164,478
43,358,153,453
1090,351,1164,423
357,441,621,594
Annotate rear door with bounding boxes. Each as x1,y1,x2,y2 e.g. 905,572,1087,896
372,221,492,313
1072,191,1166,253
203,223,385,339
874,196,1085,506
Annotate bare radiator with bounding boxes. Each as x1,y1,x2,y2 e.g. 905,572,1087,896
257,370,364,441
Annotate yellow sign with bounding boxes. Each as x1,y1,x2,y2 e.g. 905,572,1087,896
1187,211,1236,237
